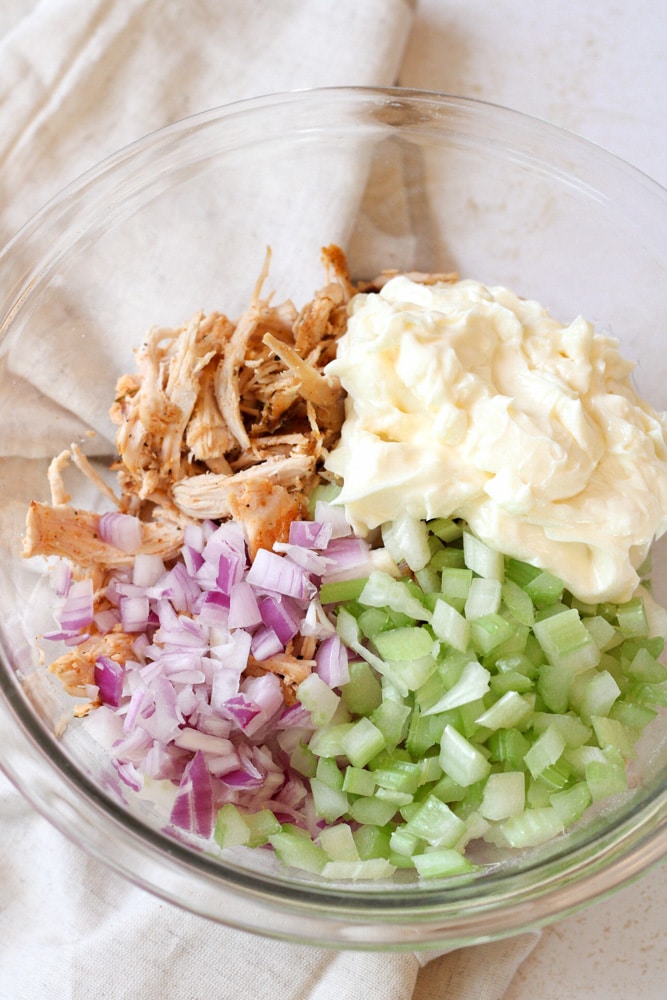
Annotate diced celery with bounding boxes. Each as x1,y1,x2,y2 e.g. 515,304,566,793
290,741,318,777
463,531,504,580
525,571,564,608
389,827,424,857
583,614,620,651
245,809,281,847
353,824,392,860
372,625,435,661
310,777,349,822
321,858,397,880
550,781,592,826
536,759,571,791
382,514,431,572
609,699,658,730
412,849,477,879
501,578,536,627
569,669,621,723
406,711,448,756
423,660,490,715
475,690,533,731
533,608,601,672
308,722,355,758
347,795,398,827
432,547,466,569
373,759,422,795
339,716,386,768
479,771,525,821
297,671,341,726
404,794,468,848
465,577,502,620
359,571,431,621
470,613,516,655
591,715,636,759
417,754,444,786
440,566,473,607
342,765,376,796
493,806,564,847
370,697,411,747
524,724,566,779
526,776,553,808
585,749,627,801
440,725,491,787
530,711,592,748
430,773,467,803
429,517,463,543
214,803,251,850
381,654,438,696
490,670,534,696
341,660,383,715
415,565,441,594
319,578,369,605
627,646,667,684
616,596,649,638
562,744,608,777
504,556,541,589
536,661,572,713
269,825,328,874
431,598,471,652
487,728,531,769
319,823,360,862
375,787,414,808
357,607,391,639
457,697,490,739
316,756,344,789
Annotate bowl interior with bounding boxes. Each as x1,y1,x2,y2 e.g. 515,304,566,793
1,88,667,947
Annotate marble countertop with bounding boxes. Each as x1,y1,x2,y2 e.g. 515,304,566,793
401,2,667,995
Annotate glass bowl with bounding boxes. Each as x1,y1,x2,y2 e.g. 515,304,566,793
1,87,667,950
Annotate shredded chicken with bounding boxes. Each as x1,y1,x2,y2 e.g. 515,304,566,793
49,627,138,698
23,501,184,566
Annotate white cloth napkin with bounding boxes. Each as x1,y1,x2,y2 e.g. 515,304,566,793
0,3,540,998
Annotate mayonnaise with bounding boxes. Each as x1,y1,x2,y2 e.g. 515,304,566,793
324,276,667,604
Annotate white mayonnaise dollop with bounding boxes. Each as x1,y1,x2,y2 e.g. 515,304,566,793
324,276,667,603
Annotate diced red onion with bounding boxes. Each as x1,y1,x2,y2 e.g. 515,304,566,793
228,580,263,629
320,535,374,583
259,595,300,645
133,553,166,588
288,519,333,549
221,694,262,733
170,750,214,838
250,625,283,661
314,500,351,538
246,547,316,600
94,655,124,708
50,559,72,597
98,511,143,553
59,577,94,632
315,633,350,688
120,594,150,633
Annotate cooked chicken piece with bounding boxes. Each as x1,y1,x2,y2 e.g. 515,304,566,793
215,251,296,452
227,477,306,559
171,453,316,520
246,651,315,697
23,501,184,565
47,450,73,506
262,332,344,435
48,627,137,697
185,361,236,467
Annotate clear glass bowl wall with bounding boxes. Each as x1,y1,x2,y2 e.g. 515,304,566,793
1,88,667,949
